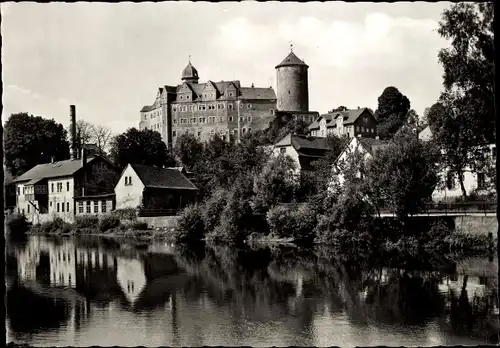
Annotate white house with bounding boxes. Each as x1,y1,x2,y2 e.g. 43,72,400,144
418,126,496,201
273,133,335,173
114,163,198,211
13,153,119,223
308,108,377,139
116,257,147,305
331,136,389,187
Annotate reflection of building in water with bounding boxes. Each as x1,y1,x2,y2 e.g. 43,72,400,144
15,237,116,289
116,257,147,305
439,275,488,300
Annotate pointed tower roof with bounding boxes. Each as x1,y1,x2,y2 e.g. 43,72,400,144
182,58,199,81
275,51,309,69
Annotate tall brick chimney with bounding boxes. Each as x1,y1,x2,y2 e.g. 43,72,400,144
70,105,77,160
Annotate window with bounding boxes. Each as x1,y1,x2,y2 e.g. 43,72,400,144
173,131,176,137
200,104,206,111
239,117,244,122
86,202,91,214
101,200,107,213
247,116,252,122
229,116,233,122
270,109,274,115
219,117,223,122
57,203,60,212
17,187,20,195
61,202,65,212
191,118,196,124
67,202,70,212
50,201,53,207
173,107,177,112
67,182,70,191
199,117,203,123
247,104,252,109
79,202,84,213
280,148,286,154
94,201,98,213
228,104,233,110
477,173,486,189
240,103,244,109
51,183,54,192
27,205,30,214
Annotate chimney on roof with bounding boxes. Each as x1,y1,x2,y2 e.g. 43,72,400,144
70,105,77,160
251,83,254,88
357,106,360,109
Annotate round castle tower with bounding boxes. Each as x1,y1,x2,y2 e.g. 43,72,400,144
275,47,309,112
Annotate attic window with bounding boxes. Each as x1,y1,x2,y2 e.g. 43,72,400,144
229,92,233,97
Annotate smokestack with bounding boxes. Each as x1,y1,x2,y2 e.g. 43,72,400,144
81,148,87,167
70,105,77,160
51,156,55,163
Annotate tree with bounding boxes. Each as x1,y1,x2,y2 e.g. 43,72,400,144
256,112,310,144
173,133,204,172
437,2,494,144
4,113,70,177
365,130,440,220
328,106,348,113
93,124,113,156
109,128,175,169
375,86,411,140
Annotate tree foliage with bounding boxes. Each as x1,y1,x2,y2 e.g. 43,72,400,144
109,128,175,169
173,133,204,172
328,106,348,113
437,2,494,143
365,130,440,219
4,113,70,176
255,112,310,144
375,86,411,140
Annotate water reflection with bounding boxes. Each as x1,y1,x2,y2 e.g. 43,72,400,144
5,236,499,347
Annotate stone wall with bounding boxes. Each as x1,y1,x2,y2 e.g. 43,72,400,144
454,215,498,236
136,215,180,229
276,65,309,112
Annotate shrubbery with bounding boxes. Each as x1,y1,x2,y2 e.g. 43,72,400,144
266,204,317,243
99,215,121,232
40,217,68,233
175,204,205,243
202,188,228,233
6,214,30,235
75,215,99,228
111,208,137,221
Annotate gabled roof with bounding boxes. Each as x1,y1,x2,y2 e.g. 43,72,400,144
309,108,373,130
275,133,332,151
13,156,109,183
129,164,198,191
275,51,309,69
354,137,390,156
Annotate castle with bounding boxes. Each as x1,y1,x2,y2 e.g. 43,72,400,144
139,48,318,146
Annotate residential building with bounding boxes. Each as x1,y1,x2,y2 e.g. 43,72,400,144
273,133,335,173
419,126,496,201
332,136,389,186
114,163,198,212
13,153,119,223
308,108,377,139
139,48,320,146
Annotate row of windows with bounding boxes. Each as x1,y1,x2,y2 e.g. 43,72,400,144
356,126,375,133
173,102,254,113
52,201,70,213
177,91,236,102
143,109,162,120
78,200,108,214
176,116,252,125
173,127,252,138
50,181,70,193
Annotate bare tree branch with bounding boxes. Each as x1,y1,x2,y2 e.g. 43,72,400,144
92,124,113,155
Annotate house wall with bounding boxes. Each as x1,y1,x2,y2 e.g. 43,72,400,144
432,168,490,201
332,138,372,187
75,198,114,216
115,165,146,210
273,146,301,174
47,177,75,221
352,110,377,138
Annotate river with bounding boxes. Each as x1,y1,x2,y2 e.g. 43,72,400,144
5,235,499,347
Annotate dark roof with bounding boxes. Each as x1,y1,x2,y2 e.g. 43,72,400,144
239,87,276,100
356,137,390,156
309,108,373,130
275,51,309,69
182,62,199,80
130,164,198,191
275,133,333,151
13,156,106,183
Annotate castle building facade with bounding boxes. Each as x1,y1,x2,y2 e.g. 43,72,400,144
139,49,317,146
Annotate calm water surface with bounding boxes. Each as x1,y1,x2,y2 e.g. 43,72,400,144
5,235,500,347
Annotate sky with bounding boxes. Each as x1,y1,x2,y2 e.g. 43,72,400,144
1,1,452,135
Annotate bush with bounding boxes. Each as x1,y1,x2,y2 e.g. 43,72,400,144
266,204,317,244
111,208,137,221
7,214,30,235
41,217,66,233
99,215,121,232
75,215,99,228
202,189,228,233
175,204,205,243
422,221,453,250
444,233,492,252
131,222,149,230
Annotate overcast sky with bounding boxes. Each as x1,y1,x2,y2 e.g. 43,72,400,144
1,1,452,134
